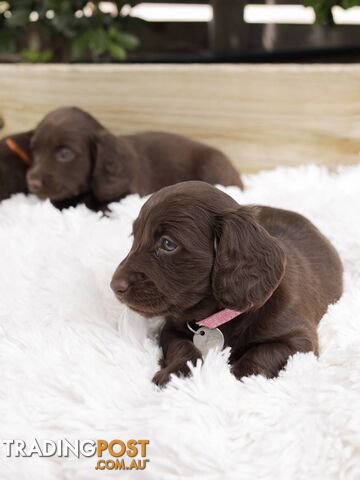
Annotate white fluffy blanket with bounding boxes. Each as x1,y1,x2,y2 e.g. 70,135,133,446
0,165,359,480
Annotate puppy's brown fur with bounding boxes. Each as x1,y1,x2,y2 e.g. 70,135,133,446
26,107,243,207
0,131,32,201
111,181,343,387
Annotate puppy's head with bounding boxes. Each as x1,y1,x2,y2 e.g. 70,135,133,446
0,130,33,200
111,181,286,321
26,107,100,201
26,107,132,202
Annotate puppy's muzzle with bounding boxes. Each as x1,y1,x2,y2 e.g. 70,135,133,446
110,267,129,296
27,177,43,193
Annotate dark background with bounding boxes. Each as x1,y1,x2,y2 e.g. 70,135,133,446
128,0,360,63
1,0,360,63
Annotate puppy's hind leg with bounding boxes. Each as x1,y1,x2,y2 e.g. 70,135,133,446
230,336,314,380
196,150,244,190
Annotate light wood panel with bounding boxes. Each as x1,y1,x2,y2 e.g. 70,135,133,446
0,64,360,172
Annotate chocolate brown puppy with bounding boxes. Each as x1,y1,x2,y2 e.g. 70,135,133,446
0,129,93,210
27,107,243,208
111,181,343,387
0,131,33,201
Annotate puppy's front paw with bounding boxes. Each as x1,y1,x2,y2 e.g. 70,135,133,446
152,362,192,388
152,368,172,387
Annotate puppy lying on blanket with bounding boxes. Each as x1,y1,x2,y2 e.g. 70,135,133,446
26,107,243,208
111,181,343,387
0,131,32,201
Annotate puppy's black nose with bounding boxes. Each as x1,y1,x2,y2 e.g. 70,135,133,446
28,178,43,192
111,276,129,294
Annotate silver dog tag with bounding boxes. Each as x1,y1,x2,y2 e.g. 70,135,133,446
193,326,224,356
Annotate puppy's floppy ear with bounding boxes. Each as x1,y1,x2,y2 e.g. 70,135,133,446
212,208,286,311
91,130,134,202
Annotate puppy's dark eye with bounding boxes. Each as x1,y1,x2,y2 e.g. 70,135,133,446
160,236,177,252
56,147,74,163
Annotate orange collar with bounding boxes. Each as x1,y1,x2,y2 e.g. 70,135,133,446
5,138,32,166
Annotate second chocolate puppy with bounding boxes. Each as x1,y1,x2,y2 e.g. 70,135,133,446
27,107,243,207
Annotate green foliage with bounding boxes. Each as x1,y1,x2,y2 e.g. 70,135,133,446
304,0,360,25
0,1,139,62
21,47,53,62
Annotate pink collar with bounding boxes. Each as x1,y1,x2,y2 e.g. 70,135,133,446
196,308,243,329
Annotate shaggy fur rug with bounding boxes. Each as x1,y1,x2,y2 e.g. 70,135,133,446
0,165,359,480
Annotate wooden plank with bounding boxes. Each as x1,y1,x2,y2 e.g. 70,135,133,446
0,64,360,172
